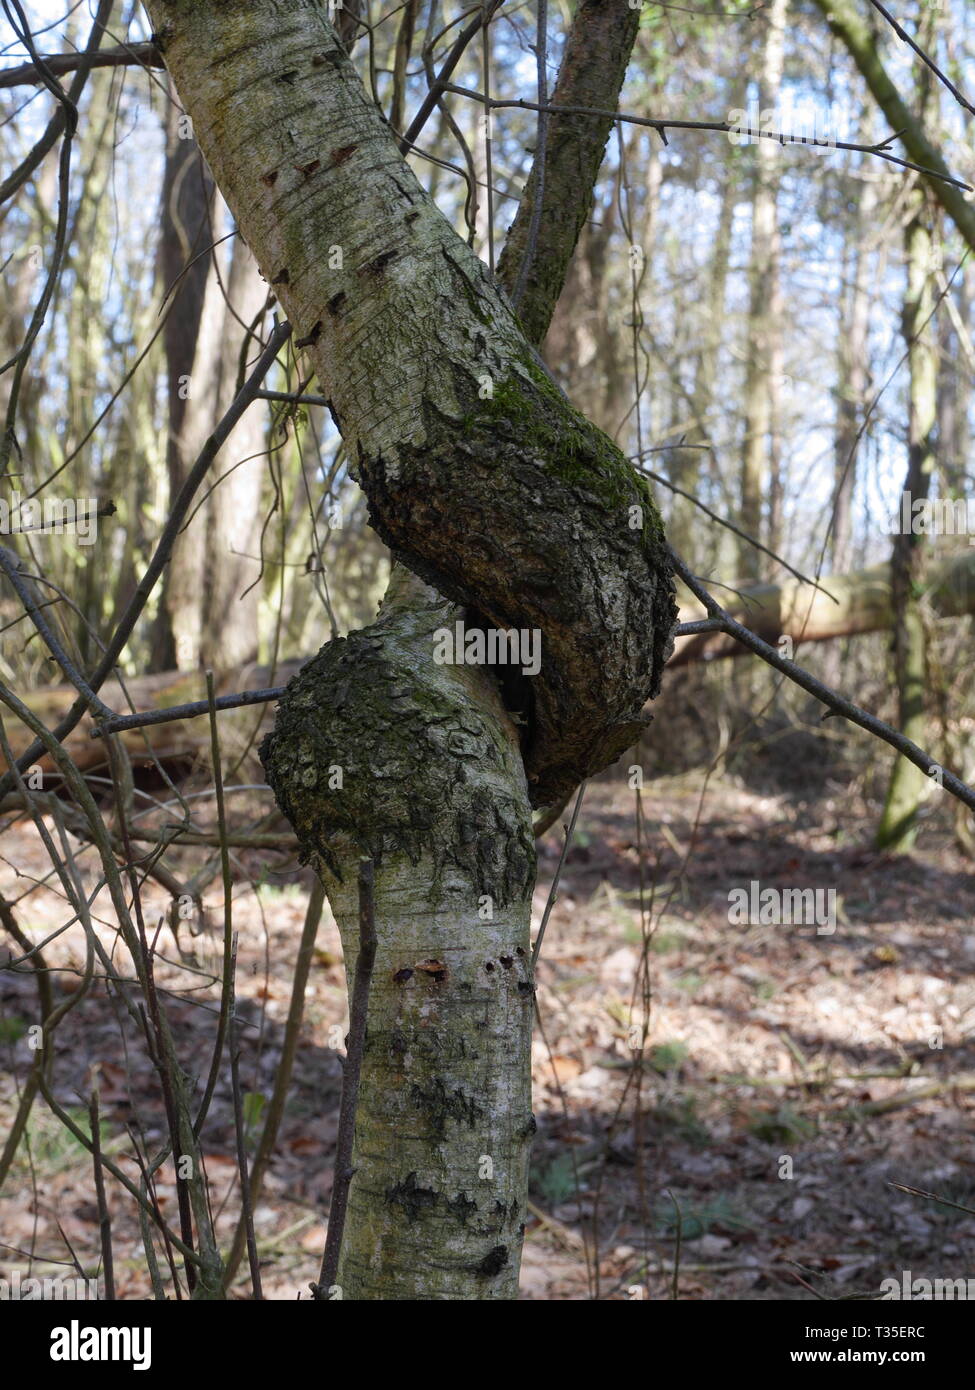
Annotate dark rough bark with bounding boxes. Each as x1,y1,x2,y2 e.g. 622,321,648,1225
357,356,676,807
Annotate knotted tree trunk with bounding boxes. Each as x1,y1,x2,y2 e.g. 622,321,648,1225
147,0,675,1298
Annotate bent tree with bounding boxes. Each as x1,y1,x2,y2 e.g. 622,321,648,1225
146,0,675,1298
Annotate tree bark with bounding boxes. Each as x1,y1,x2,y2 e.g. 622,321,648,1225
877,204,938,850
145,0,675,1299
264,566,536,1297
495,0,641,347
739,0,787,580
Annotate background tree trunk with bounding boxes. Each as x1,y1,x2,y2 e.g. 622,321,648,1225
877,203,938,850
739,0,787,581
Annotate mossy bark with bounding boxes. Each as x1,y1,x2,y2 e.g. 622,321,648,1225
494,0,641,348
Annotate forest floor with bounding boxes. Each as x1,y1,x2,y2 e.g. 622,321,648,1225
1,771,974,1300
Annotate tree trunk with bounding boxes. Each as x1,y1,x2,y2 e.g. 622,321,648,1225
146,0,675,1299
164,225,268,673
151,97,214,671
264,566,536,1297
877,205,938,850
198,238,269,673
495,0,640,346
739,0,787,580
811,0,975,256
831,167,876,576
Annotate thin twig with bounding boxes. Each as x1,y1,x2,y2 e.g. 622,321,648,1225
866,0,975,119
398,0,504,157
227,932,263,1298
637,460,838,600
532,782,586,970
0,40,163,89
0,321,291,799
92,685,287,739
441,83,973,190
888,1180,975,1218
223,879,326,1290
193,674,235,1138
88,1087,115,1300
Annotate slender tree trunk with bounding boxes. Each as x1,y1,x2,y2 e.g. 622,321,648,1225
496,0,640,345
812,0,975,255
877,204,938,850
164,216,268,672
739,0,787,581
151,94,214,670
199,239,269,673
822,166,876,687
670,148,736,559
832,175,876,575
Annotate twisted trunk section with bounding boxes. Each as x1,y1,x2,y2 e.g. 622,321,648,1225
147,0,675,1297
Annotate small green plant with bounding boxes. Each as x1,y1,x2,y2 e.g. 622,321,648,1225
16,1106,112,1178
656,1193,752,1240
653,1095,711,1147
531,1151,578,1206
748,1104,815,1144
0,1015,28,1045
649,1040,689,1073
674,971,703,995
650,931,684,954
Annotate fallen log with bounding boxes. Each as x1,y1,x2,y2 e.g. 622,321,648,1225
670,547,975,666
0,661,304,780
